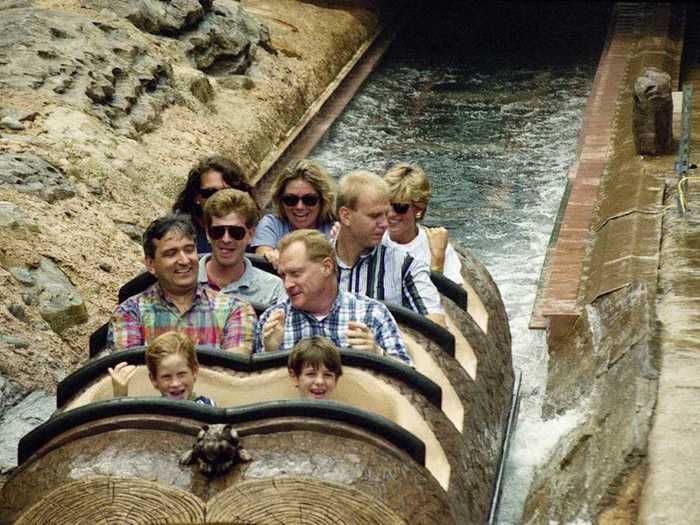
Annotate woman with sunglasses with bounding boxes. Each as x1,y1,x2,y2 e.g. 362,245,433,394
172,155,255,255
251,159,336,267
383,163,463,285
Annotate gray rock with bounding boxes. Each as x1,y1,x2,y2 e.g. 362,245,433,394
116,221,145,243
0,9,180,138
0,116,24,130
86,0,210,35
0,335,30,349
0,374,26,419
633,67,672,155
6,303,29,324
0,202,26,228
186,3,272,74
217,75,255,91
10,257,88,334
0,390,55,471
0,153,76,203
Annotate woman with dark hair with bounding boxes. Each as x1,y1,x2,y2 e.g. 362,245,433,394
173,155,254,254
251,159,336,267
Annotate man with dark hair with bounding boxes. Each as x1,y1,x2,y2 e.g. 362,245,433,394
200,189,285,305
108,213,257,353
172,154,255,254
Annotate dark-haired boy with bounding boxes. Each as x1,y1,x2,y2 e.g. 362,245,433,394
287,336,343,400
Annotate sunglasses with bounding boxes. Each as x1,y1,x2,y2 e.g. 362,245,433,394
391,202,411,215
281,193,320,207
207,225,247,241
199,187,220,199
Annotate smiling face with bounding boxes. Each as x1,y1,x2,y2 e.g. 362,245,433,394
149,352,197,401
292,362,338,400
387,202,422,243
341,189,390,249
278,240,334,315
145,231,198,296
208,211,253,269
282,178,321,230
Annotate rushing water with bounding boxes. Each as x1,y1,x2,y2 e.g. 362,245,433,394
310,6,609,521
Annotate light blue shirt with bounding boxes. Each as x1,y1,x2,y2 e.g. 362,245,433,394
250,214,334,249
198,255,286,306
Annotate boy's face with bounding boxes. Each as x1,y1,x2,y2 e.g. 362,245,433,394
290,363,338,400
150,353,197,401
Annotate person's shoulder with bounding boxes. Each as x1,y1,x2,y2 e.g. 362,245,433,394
249,263,282,284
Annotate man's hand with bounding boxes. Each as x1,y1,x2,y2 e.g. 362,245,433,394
425,227,449,272
347,321,381,354
108,361,137,397
262,309,285,352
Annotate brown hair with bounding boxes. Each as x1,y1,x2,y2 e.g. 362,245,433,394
383,163,432,218
288,336,343,378
172,155,253,220
203,188,260,230
145,332,198,378
277,229,336,273
272,159,336,225
336,170,389,214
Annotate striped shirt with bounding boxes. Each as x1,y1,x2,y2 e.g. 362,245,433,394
107,283,257,353
253,290,411,365
334,242,443,316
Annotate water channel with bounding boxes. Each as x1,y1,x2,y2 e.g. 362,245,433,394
310,3,612,522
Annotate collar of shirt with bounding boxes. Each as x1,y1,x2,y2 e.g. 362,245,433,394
332,238,379,270
198,254,256,293
153,281,208,310
286,289,344,321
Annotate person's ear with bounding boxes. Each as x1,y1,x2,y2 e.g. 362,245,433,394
414,204,426,220
149,373,158,390
191,364,199,382
288,368,299,387
338,206,351,226
144,257,156,276
321,257,334,276
248,225,256,241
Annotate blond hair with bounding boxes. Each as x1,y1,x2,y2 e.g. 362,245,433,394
277,229,336,273
383,163,432,216
272,159,336,225
145,332,198,378
203,188,260,230
336,171,389,214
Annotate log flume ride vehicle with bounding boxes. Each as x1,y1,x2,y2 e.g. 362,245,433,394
0,251,515,524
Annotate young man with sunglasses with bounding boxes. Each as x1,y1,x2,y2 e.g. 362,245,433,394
334,171,446,327
108,213,257,353
200,189,285,305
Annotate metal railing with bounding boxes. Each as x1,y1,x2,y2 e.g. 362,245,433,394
675,83,694,213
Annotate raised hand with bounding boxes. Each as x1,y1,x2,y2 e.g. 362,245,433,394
108,361,137,397
262,309,285,352
425,227,449,272
347,321,381,354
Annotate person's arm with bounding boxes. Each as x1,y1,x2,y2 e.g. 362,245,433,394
424,227,449,273
222,299,258,354
261,309,285,352
346,321,382,355
367,304,412,365
401,256,446,327
255,246,279,268
108,361,137,397
250,214,286,267
108,299,145,351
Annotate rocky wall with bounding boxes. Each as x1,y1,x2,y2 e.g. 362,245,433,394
0,0,378,481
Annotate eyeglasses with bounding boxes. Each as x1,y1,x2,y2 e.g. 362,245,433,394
391,202,411,215
199,187,220,199
281,193,320,207
207,225,247,241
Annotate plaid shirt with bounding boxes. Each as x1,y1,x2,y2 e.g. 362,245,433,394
334,241,443,316
108,283,256,353
253,290,411,365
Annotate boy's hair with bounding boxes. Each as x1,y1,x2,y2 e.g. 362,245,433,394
145,332,199,378
203,188,260,230
272,159,336,225
336,170,389,214
383,163,432,217
287,336,343,378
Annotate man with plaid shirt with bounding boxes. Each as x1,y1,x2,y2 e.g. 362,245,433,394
253,230,411,365
108,214,257,353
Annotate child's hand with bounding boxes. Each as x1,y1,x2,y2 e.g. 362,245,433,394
263,309,285,352
347,321,381,354
108,361,137,397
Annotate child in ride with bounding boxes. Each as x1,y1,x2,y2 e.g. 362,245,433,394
108,331,215,406
287,336,343,400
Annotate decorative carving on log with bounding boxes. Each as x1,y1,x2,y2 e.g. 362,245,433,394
633,67,672,155
180,424,251,476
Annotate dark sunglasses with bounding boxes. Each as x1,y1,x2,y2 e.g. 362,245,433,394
199,187,220,199
281,193,320,207
391,202,411,214
207,225,247,241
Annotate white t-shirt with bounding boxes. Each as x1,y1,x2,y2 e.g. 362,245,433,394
382,227,463,285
